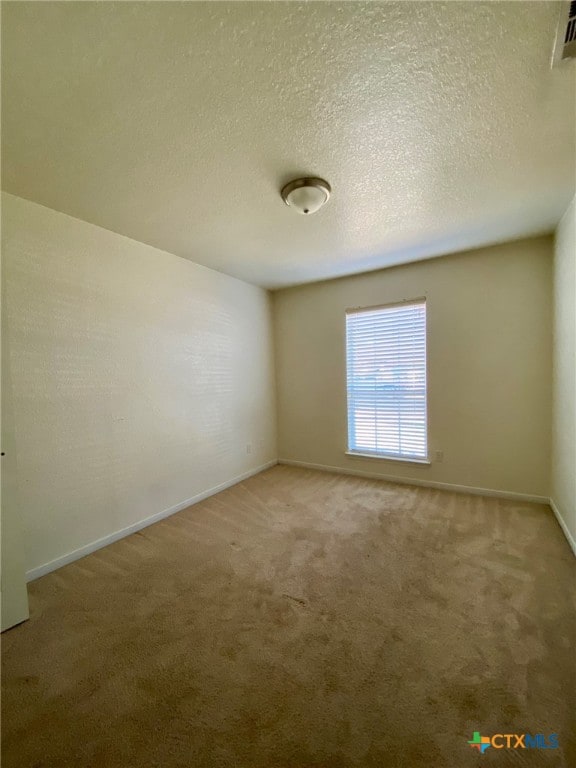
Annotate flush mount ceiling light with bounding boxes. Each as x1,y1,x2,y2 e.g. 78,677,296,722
281,177,331,215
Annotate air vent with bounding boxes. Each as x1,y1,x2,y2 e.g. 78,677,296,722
552,0,576,65
565,1,576,46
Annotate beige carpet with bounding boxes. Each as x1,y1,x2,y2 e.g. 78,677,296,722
2,465,575,767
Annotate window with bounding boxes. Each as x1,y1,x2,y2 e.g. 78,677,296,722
346,299,428,462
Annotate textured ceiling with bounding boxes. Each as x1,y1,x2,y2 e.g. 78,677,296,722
2,1,575,288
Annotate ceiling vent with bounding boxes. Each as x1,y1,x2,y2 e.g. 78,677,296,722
552,1,576,65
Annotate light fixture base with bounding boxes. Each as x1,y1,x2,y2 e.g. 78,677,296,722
281,177,331,215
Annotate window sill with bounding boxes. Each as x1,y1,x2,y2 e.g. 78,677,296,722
345,451,431,466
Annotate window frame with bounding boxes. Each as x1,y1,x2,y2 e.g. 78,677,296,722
344,297,430,465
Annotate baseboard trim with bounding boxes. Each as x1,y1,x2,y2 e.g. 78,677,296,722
549,498,576,557
25,459,278,582
278,458,549,504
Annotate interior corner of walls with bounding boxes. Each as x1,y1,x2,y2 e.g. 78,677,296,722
557,193,576,232
549,498,576,557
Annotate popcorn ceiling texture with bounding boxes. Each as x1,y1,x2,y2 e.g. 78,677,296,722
2,1,575,288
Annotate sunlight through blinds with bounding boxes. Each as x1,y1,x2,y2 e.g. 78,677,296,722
346,300,428,461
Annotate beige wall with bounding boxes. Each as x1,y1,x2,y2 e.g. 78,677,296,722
2,193,277,576
274,237,552,498
552,196,576,549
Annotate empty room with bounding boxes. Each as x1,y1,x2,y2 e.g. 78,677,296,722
1,1,575,766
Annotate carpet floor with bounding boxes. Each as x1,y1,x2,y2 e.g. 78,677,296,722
2,465,575,767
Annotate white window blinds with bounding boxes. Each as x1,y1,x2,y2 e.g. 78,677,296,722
346,300,428,461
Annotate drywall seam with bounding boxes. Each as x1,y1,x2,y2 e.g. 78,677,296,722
550,497,576,557
278,458,549,504
26,460,278,582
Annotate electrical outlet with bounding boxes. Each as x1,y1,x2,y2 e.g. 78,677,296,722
435,450,444,463
246,444,252,455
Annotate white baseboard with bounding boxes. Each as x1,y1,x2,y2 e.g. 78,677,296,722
27,459,572,581
549,498,576,557
26,460,278,582
278,458,549,504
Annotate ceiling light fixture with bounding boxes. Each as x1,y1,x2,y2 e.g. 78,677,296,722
281,177,331,215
